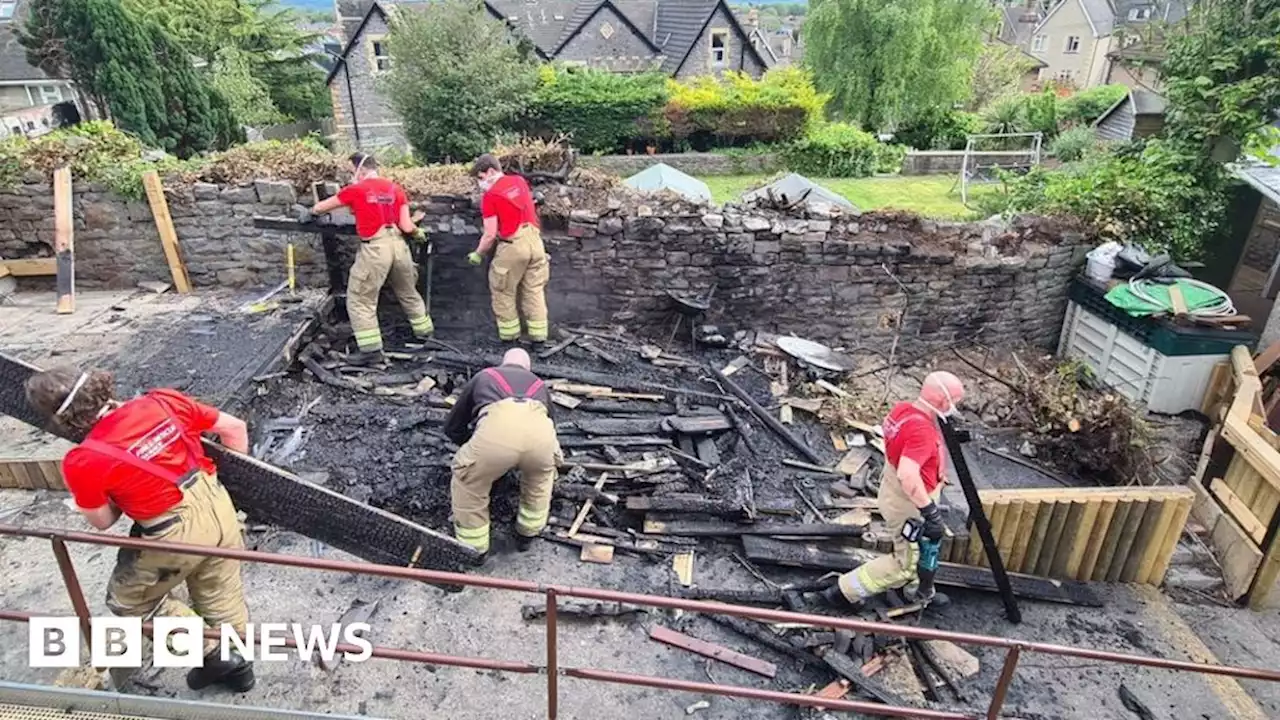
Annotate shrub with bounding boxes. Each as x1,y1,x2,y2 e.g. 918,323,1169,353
783,122,880,177
1049,125,1096,162
873,142,909,174
894,109,983,150
1057,84,1129,126
664,68,828,148
526,66,668,153
1003,140,1226,260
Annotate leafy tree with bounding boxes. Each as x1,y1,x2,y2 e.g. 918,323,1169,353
122,0,330,122
804,0,993,130
382,0,539,162
20,0,242,156
209,48,287,128
1160,0,1280,161
968,42,1037,111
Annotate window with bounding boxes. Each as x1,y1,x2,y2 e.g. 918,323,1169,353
369,37,390,72
710,29,728,65
36,85,62,104
0,1,16,20
1055,69,1074,84
1031,35,1047,52
1064,35,1080,53
1128,7,1152,21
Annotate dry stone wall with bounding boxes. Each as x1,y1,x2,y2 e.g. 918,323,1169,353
0,178,1087,352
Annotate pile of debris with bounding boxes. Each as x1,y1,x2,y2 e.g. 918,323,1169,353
256,316,1124,712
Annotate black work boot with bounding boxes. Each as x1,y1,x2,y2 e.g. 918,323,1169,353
515,534,535,553
187,649,254,692
346,349,386,367
807,584,863,610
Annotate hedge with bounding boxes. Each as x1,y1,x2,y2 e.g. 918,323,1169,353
522,66,828,153
784,122,898,177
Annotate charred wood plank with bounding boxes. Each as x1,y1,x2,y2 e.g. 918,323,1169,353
741,537,1102,607
521,600,646,621
559,436,672,449
553,483,619,506
712,365,824,465
626,495,798,517
705,615,825,669
430,351,732,402
643,519,866,537
575,399,676,415
694,436,720,466
667,413,732,435
819,647,906,706
571,417,665,436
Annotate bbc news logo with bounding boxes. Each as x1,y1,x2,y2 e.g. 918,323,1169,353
29,617,373,668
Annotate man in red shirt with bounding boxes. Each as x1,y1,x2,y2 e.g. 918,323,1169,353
469,153,550,343
815,372,965,609
310,152,433,365
26,366,256,692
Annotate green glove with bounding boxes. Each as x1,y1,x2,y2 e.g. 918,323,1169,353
467,251,483,266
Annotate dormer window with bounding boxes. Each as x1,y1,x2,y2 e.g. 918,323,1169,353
0,1,17,20
1128,7,1152,21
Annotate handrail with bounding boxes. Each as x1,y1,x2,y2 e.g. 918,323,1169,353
2,523,1279,720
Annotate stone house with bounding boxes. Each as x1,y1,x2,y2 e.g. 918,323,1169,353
328,0,770,151
0,0,82,138
1011,0,1189,89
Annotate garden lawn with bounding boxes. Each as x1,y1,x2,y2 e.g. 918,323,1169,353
698,174,992,220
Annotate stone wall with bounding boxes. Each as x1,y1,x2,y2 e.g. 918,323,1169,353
0,177,329,290
578,152,782,178
1,178,1087,353
901,150,1041,176
412,201,1088,352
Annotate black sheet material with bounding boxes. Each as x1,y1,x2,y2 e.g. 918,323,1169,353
0,352,481,571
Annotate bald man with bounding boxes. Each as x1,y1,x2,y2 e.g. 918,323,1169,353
815,372,964,609
441,349,561,556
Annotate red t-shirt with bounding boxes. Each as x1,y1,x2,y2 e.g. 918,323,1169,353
61,389,220,520
882,402,946,493
481,175,540,238
338,177,407,239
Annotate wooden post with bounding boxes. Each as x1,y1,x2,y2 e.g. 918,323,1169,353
1121,497,1167,582
1147,497,1193,586
1006,499,1039,573
1035,501,1072,577
53,166,74,314
982,501,1010,568
1108,499,1149,582
1094,499,1133,582
1079,498,1118,581
1246,514,1280,610
1023,500,1055,575
996,500,1025,570
1064,498,1101,580
141,171,191,293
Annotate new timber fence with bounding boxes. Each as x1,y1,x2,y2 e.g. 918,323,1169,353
1195,346,1280,609
1,524,1279,720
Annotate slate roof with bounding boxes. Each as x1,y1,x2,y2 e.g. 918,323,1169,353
1039,0,1192,39
0,0,59,83
653,0,719,74
333,0,763,77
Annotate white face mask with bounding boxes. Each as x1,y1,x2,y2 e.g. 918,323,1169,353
478,172,498,192
930,382,959,420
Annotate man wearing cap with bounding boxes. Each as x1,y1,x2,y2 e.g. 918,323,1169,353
813,371,965,609
469,154,550,344
442,348,560,557
309,152,433,365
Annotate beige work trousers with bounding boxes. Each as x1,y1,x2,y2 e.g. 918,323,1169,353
106,471,248,654
348,227,433,351
489,224,550,342
451,399,561,553
837,464,942,602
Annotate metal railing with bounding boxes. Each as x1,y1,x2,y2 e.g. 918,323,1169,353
2,524,1279,720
